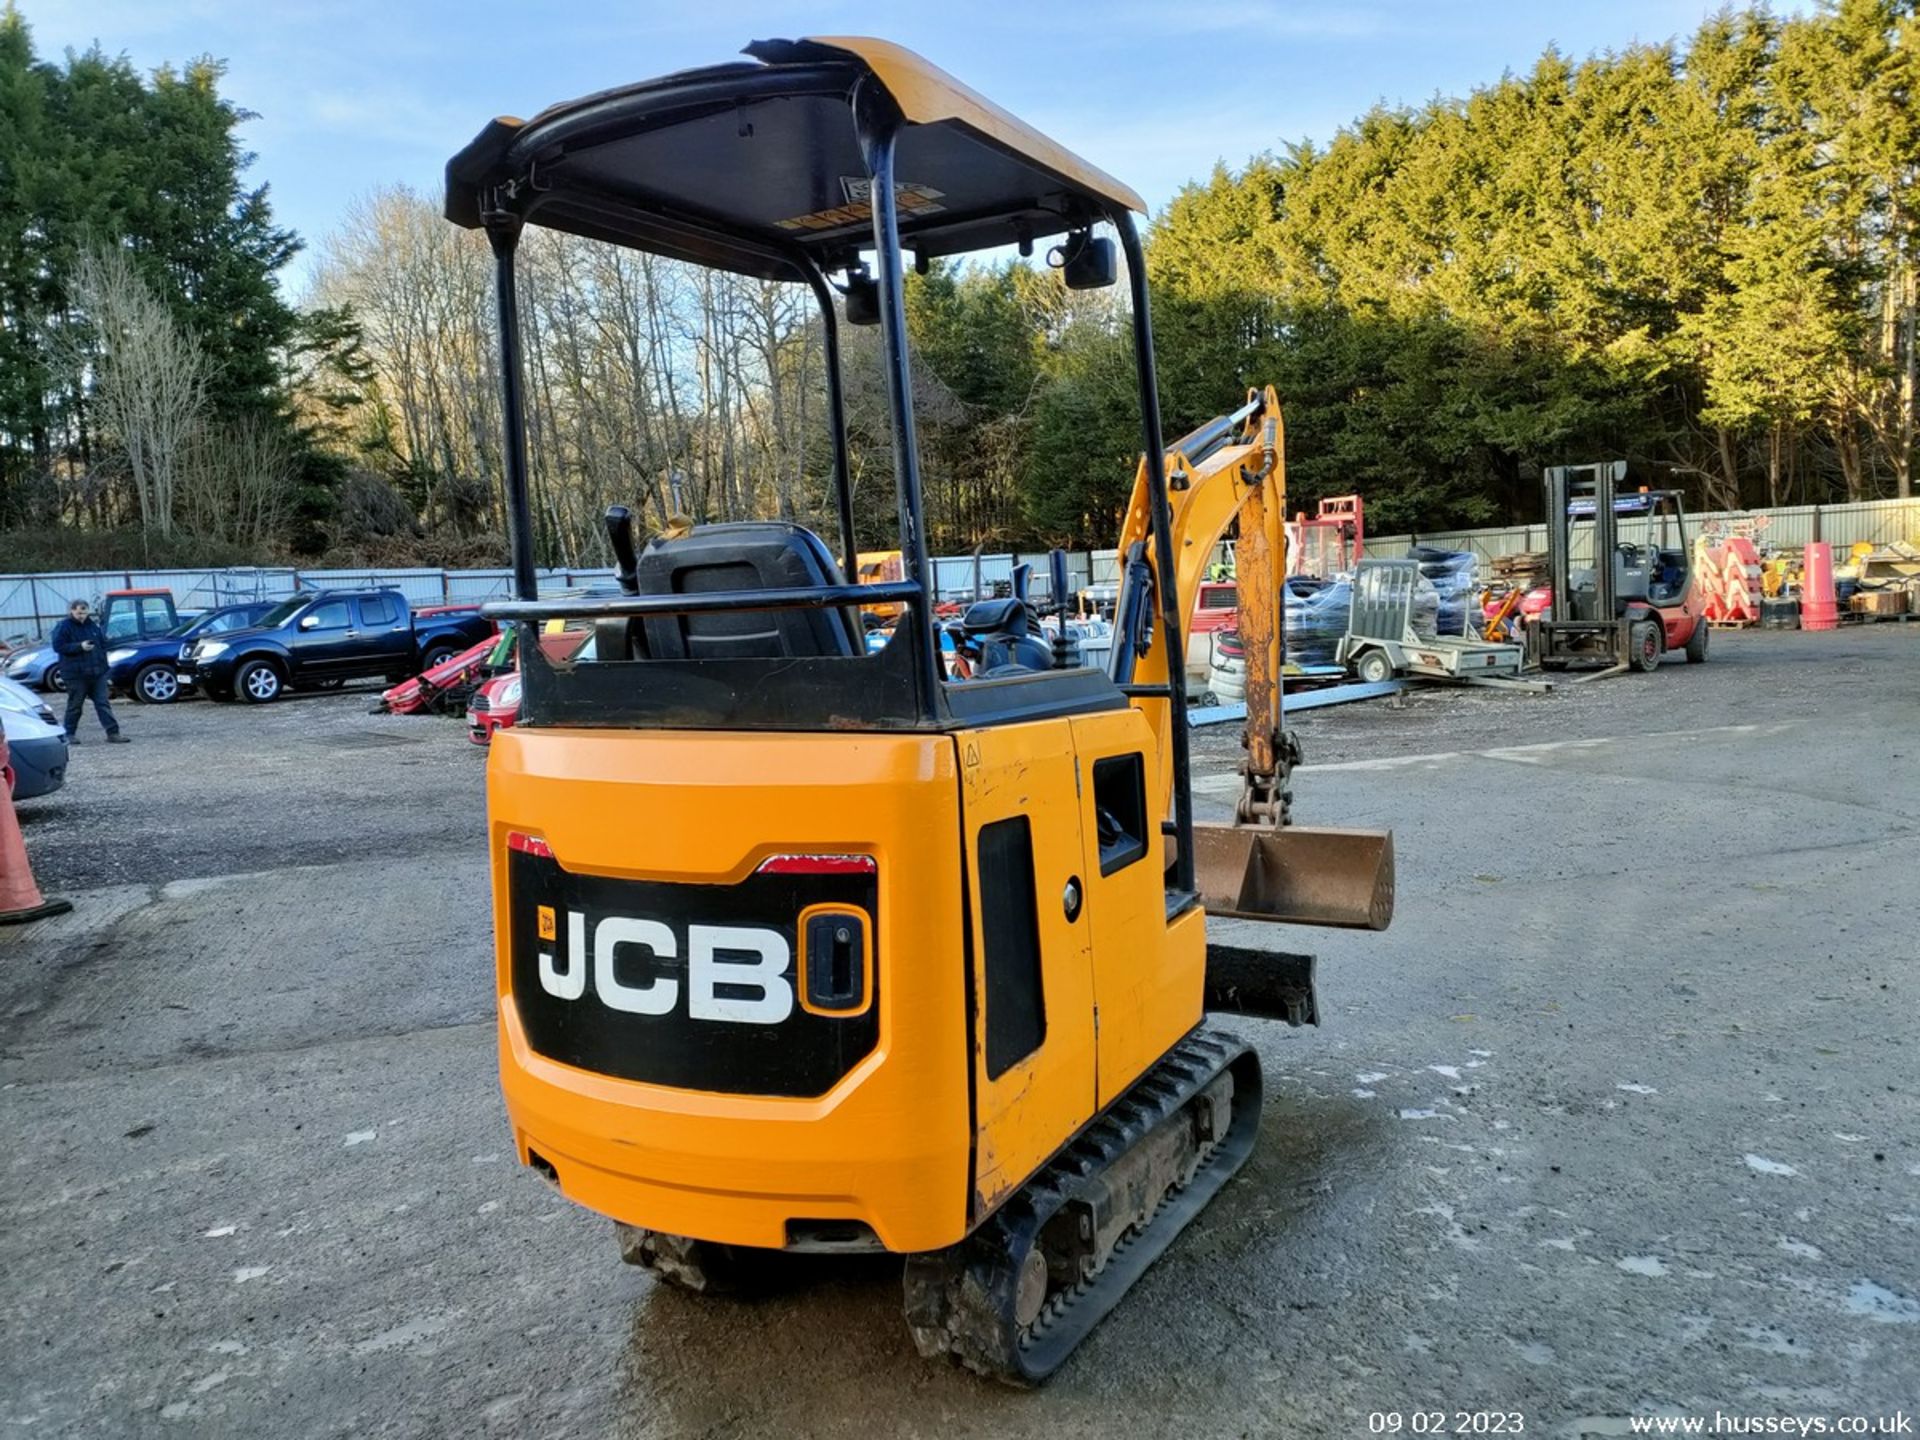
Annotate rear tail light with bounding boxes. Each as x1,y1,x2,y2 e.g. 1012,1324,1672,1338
754,854,877,876
506,831,553,858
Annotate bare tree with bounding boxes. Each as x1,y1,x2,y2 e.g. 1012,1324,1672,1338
311,188,837,561
180,415,301,547
67,247,210,537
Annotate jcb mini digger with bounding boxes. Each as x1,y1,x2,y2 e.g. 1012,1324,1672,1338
449,37,1394,1384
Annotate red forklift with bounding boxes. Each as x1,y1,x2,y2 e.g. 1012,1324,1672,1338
1535,461,1708,675
1288,495,1364,580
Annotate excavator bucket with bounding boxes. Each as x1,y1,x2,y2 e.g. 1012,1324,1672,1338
1191,822,1395,931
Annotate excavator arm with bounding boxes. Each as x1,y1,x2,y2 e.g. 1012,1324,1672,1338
1114,385,1292,827
1112,386,1393,931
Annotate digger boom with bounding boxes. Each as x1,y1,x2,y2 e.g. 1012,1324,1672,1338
1114,386,1392,931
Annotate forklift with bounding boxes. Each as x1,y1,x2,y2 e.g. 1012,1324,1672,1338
449,36,1393,1384
1535,461,1709,676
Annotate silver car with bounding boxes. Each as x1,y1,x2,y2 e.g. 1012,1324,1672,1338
0,675,69,800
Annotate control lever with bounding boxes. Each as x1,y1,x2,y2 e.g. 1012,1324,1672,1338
1049,548,1072,669
605,504,640,595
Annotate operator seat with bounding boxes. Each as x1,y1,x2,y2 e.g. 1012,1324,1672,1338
961,597,1054,677
627,521,863,661
1612,543,1651,603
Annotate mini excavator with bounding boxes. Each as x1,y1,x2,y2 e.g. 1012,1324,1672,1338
449,37,1394,1384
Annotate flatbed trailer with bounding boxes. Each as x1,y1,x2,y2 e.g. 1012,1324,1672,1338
1336,560,1525,683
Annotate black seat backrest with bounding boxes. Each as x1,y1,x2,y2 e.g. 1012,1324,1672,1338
961,597,1030,637
635,522,862,661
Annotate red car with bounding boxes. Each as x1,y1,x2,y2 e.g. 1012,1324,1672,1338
464,623,598,745
466,670,522,746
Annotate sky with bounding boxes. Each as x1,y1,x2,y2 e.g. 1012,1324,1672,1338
23,0,1767,297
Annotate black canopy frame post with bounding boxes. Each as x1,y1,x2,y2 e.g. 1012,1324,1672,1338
796,257,858,580
852,77,943,708
1112,209,1195,896
485,204,540,603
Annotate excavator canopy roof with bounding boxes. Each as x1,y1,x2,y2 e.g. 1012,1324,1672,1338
444,36,1146,282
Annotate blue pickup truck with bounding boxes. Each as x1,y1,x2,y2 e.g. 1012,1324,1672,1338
106,600,283,703
185,589,493,704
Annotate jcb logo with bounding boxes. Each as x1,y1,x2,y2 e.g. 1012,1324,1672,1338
536,908,793,1025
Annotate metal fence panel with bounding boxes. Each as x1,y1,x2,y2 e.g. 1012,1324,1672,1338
293,568,449,607
929,552,1013,600
1368,497,1920,570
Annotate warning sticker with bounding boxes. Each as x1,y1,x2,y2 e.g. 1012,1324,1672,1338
776,179,947,233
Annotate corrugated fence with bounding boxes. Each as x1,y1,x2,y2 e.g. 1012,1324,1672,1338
0,567,588,642
0,555,1102,642
2,497,1914,641
1362,497,1920,564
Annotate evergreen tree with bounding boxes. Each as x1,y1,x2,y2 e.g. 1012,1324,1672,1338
0,10,305,530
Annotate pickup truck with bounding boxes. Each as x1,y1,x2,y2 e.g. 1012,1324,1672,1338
186,589,494,704
4,589,184,692
107,600,283,703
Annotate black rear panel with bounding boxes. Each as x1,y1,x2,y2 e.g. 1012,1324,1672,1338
507,847,879,1097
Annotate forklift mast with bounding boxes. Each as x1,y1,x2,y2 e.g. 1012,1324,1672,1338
1544,460,1625,625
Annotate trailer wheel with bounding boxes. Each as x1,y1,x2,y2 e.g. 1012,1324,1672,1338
1355,649,1394,684
1630,620,1661,673
1684,618,1709,664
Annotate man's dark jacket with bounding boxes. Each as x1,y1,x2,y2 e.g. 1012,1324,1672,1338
50,617,110,683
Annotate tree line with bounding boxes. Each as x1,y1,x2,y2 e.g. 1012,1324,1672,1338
0,5,371,563
1,2,1913,571
1148,0,1917,532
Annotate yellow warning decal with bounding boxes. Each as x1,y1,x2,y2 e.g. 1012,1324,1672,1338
537,905,557,942
776,180,946,232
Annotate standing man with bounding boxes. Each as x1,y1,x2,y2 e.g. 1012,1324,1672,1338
51,600,129,744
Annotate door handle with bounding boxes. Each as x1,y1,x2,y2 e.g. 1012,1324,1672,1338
346,630,360,637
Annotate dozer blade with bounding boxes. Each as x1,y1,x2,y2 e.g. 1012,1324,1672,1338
1191,822,1395,931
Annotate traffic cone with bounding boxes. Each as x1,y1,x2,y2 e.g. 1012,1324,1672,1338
1801,542,1838,631
0,765,71,926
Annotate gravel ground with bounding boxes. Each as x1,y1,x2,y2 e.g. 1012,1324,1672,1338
2,625,1916,1438
13,680,483,889
1193,622,1916,769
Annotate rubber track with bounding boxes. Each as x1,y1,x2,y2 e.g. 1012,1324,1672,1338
902,1027,1263,1385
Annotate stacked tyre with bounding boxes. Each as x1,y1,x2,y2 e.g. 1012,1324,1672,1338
1209,633,1246,703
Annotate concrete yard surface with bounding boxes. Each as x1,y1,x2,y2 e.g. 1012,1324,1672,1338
2,626,1916,1437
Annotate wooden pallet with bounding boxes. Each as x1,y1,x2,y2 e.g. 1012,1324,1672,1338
1708,619,1757,630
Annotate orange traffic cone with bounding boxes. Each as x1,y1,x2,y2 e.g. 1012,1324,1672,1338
1,736,71,926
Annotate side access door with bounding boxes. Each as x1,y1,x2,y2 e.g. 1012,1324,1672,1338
956,718,1097,1220
351,593,414,677
1070,709,1203,1108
